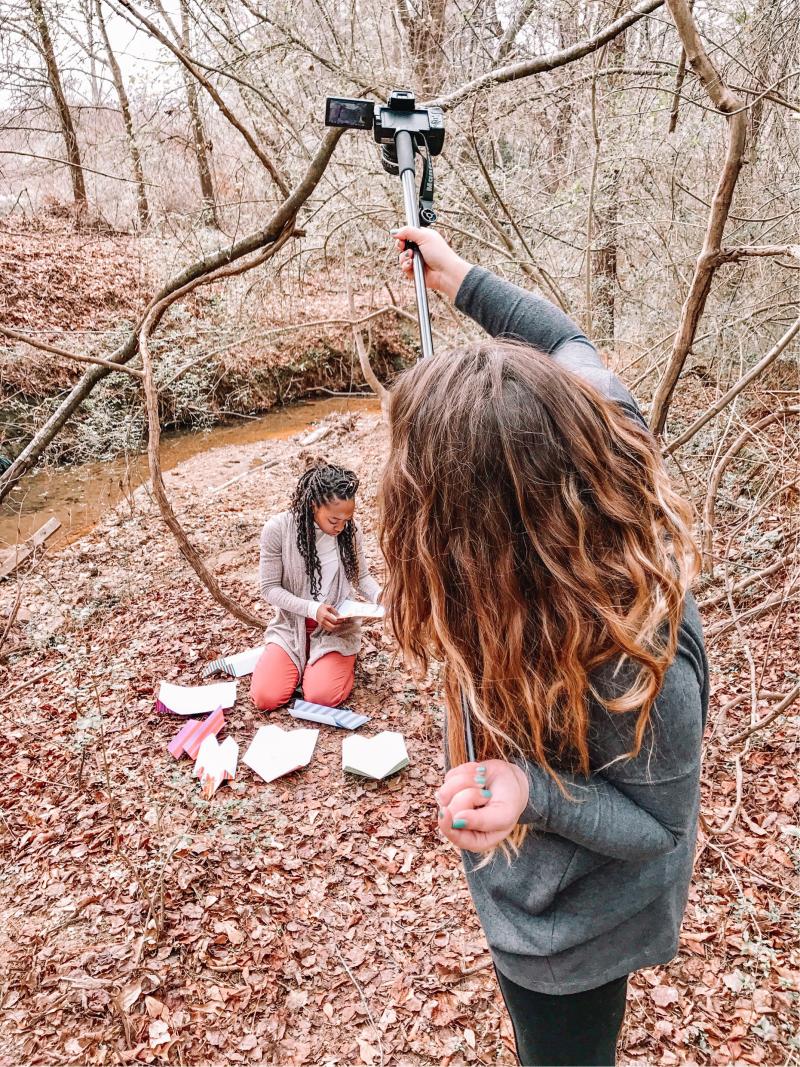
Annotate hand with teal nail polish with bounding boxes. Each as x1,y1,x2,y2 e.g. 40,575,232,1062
435,759,529,852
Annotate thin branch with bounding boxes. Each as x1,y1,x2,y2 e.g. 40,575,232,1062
649,0,747,435
427,0,665,109
727,683,800,746
137,230,297,630
699,552,796,610
0,325,144,378
345,256,388,409
0,148,158,186
665,312,800,454
715,244,800,264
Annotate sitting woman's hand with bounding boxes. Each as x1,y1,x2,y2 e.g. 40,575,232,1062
436,759,530,853
393,226,471,301
316,604,343,632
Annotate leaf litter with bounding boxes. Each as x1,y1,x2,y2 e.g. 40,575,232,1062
0,411,797,1065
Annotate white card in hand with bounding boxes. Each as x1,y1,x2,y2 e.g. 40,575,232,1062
336,598,385,620
243,725,319,783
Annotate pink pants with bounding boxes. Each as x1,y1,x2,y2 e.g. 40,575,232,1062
250,620,356,711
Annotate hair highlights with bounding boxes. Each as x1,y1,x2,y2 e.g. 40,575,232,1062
379,342,698,789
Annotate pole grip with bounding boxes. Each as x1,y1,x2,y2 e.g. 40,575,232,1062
395,129,416,176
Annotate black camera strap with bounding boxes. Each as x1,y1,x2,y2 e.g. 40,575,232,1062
418,143,436,227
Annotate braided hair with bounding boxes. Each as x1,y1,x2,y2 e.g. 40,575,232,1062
291,463,360,597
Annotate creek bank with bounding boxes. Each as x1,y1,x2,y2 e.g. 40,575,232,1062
0,396,381,551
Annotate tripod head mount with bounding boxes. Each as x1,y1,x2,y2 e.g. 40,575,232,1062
325,89,443,221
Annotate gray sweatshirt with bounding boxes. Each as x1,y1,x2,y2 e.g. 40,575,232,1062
453,268,709,995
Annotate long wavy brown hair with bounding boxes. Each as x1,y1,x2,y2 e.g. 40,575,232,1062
379,341,698,784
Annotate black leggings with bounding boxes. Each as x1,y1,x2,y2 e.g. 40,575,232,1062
494,966,628,1066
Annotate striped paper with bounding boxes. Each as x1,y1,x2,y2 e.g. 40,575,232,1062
201,646,263,678
290,699,369,731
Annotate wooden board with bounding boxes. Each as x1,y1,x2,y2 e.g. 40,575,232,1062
0,517,61,579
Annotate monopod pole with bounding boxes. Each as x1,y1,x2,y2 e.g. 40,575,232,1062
394,130,435,361
394,129,476,764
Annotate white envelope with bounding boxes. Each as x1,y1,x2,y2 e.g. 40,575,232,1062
342,731,409,780
158,680,237,716
243,725,319,783
194,734,238,798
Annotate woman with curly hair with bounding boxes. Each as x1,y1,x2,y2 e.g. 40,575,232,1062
383,227,708,1066
250,463,381,711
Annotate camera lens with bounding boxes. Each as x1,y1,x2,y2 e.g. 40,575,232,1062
381,145,399,175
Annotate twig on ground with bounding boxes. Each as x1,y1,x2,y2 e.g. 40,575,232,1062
210,459,279,495
727,683,800,746
0,666,55,705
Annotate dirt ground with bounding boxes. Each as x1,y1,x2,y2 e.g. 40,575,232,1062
0,411,797,1066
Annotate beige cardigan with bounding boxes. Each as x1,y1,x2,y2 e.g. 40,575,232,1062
259,511,380,672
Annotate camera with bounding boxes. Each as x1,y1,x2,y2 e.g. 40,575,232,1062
325,89,445,173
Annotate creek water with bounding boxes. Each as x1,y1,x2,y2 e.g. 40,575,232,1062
0,396,380,552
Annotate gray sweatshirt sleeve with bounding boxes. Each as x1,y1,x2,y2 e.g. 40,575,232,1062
259,517,312,618
517,640,705,862
455,267,646,427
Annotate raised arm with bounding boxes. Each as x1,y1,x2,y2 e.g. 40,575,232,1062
393,226,645,425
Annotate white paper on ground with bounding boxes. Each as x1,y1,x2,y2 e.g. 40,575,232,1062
158,680,237,716
243,724,319,783
342,731,409,779
201,646,263,678
194,734,239,798
336,598,385,620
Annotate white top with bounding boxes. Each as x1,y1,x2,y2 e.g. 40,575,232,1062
306,527,339,619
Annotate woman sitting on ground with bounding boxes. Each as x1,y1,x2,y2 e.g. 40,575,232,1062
381,226,708,1067
250,463,381,711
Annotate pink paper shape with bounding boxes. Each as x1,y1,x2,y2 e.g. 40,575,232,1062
168,706,225,759
168,719,199,758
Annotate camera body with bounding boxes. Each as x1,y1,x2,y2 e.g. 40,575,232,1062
325,89,445,163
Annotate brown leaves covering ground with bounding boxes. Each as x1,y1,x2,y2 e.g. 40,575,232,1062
0,412,798,1066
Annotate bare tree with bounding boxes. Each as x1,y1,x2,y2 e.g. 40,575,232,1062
27,0,88,212
94,0,150,228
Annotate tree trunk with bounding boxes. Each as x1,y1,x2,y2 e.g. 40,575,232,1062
590,29,626,346
27,0,88,212
591,162,619,344
178,0,218,228
94,0,150,229
396,0,448,98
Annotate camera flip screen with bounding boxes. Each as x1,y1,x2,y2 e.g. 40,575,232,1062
325,97,375,130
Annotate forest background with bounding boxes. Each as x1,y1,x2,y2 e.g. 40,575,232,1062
0,0,798,1063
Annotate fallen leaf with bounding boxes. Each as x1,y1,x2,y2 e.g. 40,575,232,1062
651,985,679,1008
148,1019,171,1048
118,979,142,1012
357,1036,376,1064
286,989,308,1012
145,995,165,1018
